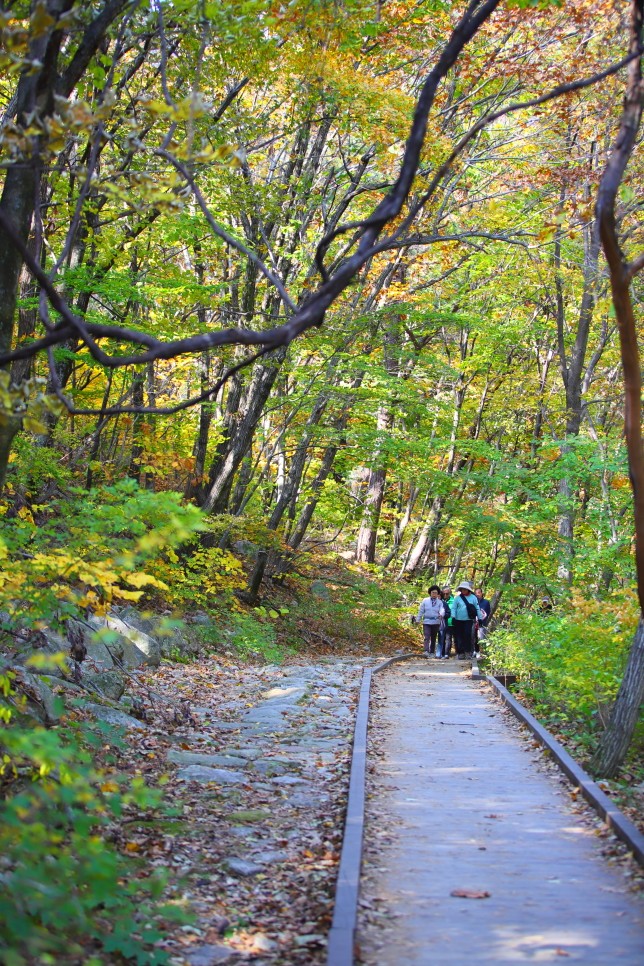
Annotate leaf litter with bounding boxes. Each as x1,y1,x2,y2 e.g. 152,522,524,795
90,655,364,964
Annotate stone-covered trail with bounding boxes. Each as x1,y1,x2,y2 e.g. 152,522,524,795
357,660,644,964
131,657,365,965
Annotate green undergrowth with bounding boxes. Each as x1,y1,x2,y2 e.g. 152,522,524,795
156,546,418,663
483,592,644,773
274,562,416,656
0,669,188,965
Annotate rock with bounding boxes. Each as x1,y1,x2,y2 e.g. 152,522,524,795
241,706,292,725
231,539,258,557
119,606,205,658
253,850,288,866
287,791,319,807
221,746,263,760
224,857,263,877
167,750,248,769
229,826,255,838
251,759,289,777
10,626,70,677
83,627,125,669
82,669,126,701
228,809,271,825
176,765,247,783
81,701,148,730
87,614,161,667
251,933,278,953
185,943,238,965
261,685,306,701
337,550,355,561
189,611,212,626
294,933,326,947
39,675,83,695
270,774,308,786
9,667,61,724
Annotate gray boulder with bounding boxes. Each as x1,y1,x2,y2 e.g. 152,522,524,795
87,614,161,667
9,626,70,678
82,669,126,701
185,944,238,965
223,857,263,877
176,765,247,783
118,607,204,659
167,750,248,769
39,675,83,696
9,667,61,725
232,539,258,557
80,701,148,730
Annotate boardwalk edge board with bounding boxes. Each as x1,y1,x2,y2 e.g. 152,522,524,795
486,674,644,869
326,652,418,966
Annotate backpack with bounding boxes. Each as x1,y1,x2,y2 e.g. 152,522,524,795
464,596,477,620
443,602,451,621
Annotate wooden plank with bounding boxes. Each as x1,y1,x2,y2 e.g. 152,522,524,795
486,674,644,868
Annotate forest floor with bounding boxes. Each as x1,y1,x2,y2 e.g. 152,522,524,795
101,653,372,965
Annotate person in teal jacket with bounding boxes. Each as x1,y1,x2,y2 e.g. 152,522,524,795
439,586,455,659
451,580,482,660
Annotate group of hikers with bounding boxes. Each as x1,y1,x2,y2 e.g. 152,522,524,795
414,581,491,661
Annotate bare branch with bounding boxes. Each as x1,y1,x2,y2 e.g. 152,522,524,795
627,251,644,279
154,148,296,313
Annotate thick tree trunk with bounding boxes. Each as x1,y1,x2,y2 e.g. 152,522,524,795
590,618,644,777
0,414,21,490
0,0,130,483
588,0,644,775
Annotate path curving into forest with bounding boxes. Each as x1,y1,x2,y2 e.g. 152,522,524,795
357,661,644,965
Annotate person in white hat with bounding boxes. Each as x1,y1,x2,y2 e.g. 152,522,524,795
450,580,482,660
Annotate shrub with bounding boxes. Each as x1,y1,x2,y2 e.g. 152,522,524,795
486,590,640,748
0,480,204,630
0,669,185,964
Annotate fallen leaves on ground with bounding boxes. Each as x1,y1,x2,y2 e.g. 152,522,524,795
85,655,364,965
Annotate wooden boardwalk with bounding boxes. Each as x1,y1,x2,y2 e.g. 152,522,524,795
356,660,644,964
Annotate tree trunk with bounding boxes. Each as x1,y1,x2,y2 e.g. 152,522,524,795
0,0,130,483
589,618,644,777
202,347,287,513
588,0,644,776
355,407,393,563
554,169,602,583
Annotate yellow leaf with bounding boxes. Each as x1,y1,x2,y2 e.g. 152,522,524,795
114,588,143,602
23,415,47,434
30,1,55,38
124,572,169,590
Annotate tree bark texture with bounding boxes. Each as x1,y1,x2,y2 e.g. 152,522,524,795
590,0,644,776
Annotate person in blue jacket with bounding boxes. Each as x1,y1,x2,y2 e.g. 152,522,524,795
451,580,482,660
